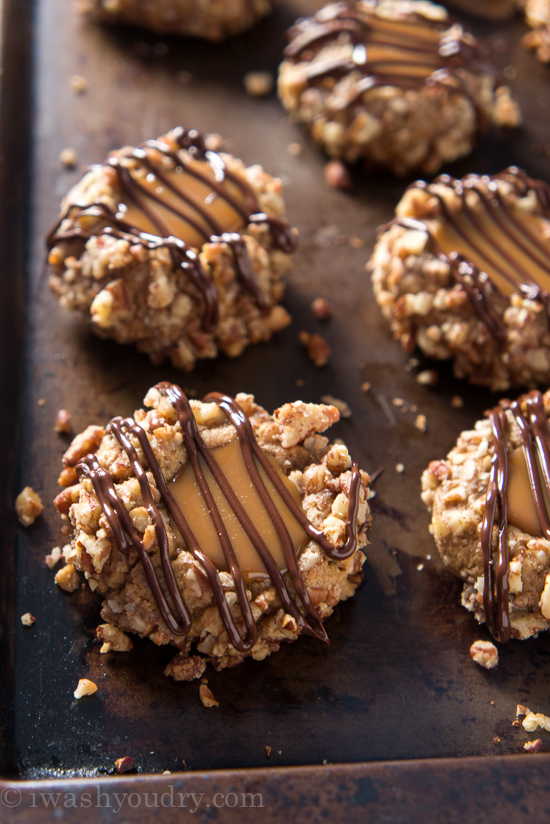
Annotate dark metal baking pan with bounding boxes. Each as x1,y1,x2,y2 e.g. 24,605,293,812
2,0,550,817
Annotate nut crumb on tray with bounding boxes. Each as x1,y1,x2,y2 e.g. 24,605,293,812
16,486,43,526
115,756,135,773
524,739,544,752
243,71,273,97
54,383,372,680
199,684,219,708
54,409,72,434
299,331,331,366
21,613,36,626
74,678,98,699
470,640,498,670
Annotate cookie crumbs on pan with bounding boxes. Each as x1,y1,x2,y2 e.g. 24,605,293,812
361,382,371,393
323,160,351,191
299,331,331,366
243,71,273,98
115,757,135,774
493,737,501,744
522,711,550,732
97,624,133,653
451,396,464,409
311,297,331,321
395,463,404,474
21,613,35,626
524,739,544,753
54,409,72,434
16,486,43,526
74,679,97,699
70,75,88,94
265,746,271,758
414,414,427,433
199,685,219,708
287,143,302,156
470,640,499,670
59,148,78,169
37,398,46,407
416,370,438,387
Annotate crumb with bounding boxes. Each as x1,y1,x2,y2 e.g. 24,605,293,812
176,70,192,85
200,676,208,684
361,382,371,393
311,297,331,321
74,678,97,699
470,640,498,669
517,704,530,717
320,395,351,418
182,760,187,767
265,745,271,758
524,739,544,753
54,409,72,434
37,398,46,406
417,563,424,571
493,736,501,744
59,148,78,169
16,486,43,526
426,554,431,561
396,463,405,473
295,378,304,387
163,770,171,775
416,370,438,386
323,159,351,190
287,142,302,156
243,71,273,97
277,750,282,755
45,546,63,569
415,414,427,433
350,237,364,248
70,74,88,94
299,331,331,367
199,684,219,708
513,720,522,727
115,757,135,773
451,395,464,408
392,398,405,407
21,613,35,626
55,562,81,592
522,711,550,732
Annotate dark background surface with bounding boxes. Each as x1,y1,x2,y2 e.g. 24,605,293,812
2,0,550,781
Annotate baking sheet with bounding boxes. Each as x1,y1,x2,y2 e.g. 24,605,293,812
3,0,550,787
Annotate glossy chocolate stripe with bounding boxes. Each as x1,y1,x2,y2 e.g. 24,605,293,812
481,407,510,642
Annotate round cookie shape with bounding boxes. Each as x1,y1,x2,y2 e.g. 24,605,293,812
277,0,521,175
77,0,275,41
54,383,371,679
370,167,550,390
47,128,297,371
422,388,550,643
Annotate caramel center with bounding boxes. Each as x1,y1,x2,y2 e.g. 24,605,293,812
170,438,308,577
114,155,247,249
435,192,550,297
507,446,545,536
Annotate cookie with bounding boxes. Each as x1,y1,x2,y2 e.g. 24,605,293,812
522,0,550,63
370,167,550,390
54,383,371,678
78,0,274,41
277,0,521,175
47,128,297,371
422,388,550,642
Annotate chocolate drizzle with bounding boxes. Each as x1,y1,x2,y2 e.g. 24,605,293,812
47,128,297,332
391,168,550,340
76,383,364,649
283,1,490,117
482,390,550,642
